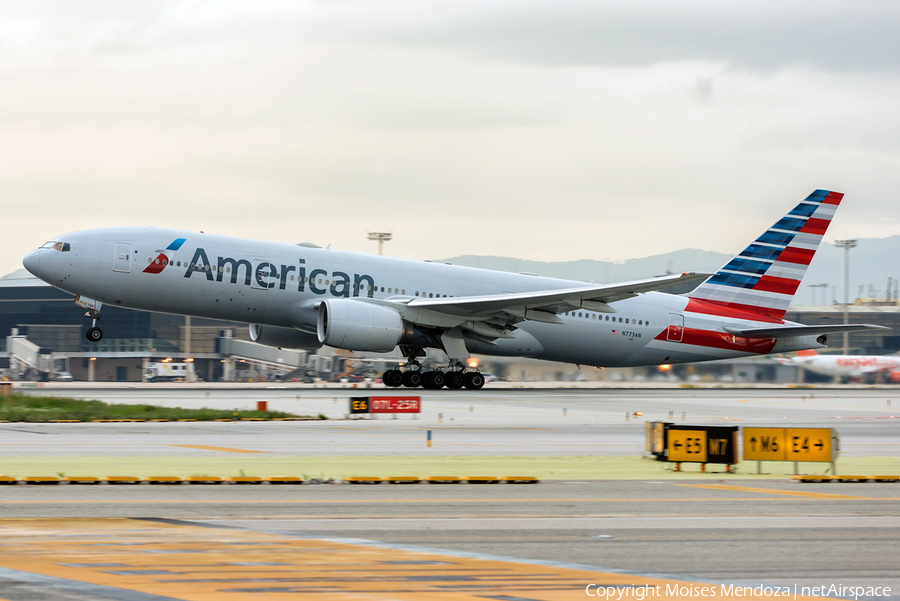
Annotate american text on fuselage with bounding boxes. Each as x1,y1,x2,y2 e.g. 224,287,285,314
183,248,375,298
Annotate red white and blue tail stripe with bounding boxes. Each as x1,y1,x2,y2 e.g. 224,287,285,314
688,190,842,321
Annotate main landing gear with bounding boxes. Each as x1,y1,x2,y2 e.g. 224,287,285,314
381,367,485,390
382,333,485,390
382,357,485,391
85,310,103,342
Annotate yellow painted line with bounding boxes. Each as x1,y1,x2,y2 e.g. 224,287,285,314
1,497,895,506
169,445,268,454
677,484,876,500
0,518,828,601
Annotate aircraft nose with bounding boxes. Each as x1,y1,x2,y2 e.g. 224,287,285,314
22,250,41,276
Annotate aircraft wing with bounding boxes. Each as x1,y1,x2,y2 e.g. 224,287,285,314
723,324,890,339
405,272,712,322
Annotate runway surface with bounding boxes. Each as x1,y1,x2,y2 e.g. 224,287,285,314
8,386,900,458
1,387,898,599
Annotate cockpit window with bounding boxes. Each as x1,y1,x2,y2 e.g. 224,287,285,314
39,241,71,251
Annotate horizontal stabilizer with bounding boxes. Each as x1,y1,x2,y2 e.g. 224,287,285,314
723,324,890,339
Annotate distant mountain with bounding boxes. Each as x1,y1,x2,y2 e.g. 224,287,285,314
435,235,900,305
0,268,37,281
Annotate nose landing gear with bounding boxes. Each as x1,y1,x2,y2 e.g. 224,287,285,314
85,311,103,342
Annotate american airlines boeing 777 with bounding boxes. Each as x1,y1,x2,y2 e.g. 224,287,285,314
22,190,885,389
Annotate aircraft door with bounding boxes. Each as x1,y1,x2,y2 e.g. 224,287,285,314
113,243,133,273
667,313,684,342
251,260,277,290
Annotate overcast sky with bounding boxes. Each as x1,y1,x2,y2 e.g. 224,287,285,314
2,0,899,277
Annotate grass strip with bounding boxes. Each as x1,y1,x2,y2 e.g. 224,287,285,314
0,393,323,422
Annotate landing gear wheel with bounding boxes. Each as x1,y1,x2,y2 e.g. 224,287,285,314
402,370,423,388
382,370,403,388
86,327,103,342
423,371,446,389
445,371,465,389
422,371,435,389
464,372,485,390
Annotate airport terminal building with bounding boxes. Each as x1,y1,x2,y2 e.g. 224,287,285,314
0,270,335,382
1,269,898,383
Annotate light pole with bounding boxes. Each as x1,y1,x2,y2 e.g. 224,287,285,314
367,232,392,256
834,239,858,355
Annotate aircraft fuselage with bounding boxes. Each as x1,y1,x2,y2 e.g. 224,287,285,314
23,227,819,368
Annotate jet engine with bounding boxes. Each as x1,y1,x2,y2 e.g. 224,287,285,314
316,299,414,352
249,324,323,350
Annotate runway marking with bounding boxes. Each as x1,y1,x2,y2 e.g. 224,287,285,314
677,484,876,500
0,497,894,506
0,518,827,601
169,445,268,454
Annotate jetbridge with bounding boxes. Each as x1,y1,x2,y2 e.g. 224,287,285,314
5,334,61,378
215,336,311,381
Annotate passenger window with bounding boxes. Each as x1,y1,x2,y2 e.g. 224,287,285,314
402,289,406,295
592,314,596,319
619,317,623,323
388,288,392,293
415,292,419,296
290,276,295,281
381,287,385,292
176,261,181,267
625,319,629,324
429,293,433,298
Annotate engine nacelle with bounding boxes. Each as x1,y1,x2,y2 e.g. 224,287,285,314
317,299,413,352
249,324,323,350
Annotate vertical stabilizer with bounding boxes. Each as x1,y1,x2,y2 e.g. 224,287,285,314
688,189,843,321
